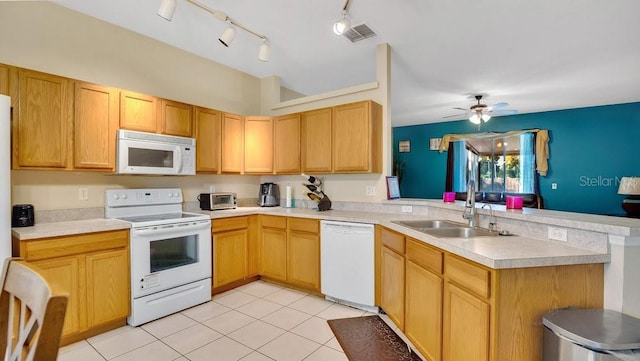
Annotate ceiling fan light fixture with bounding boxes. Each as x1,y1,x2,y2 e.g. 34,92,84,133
333,11,351,35
469,114,481,125
258,40,270,62
219,24,236,47
157,0,177,21
481,114,491,122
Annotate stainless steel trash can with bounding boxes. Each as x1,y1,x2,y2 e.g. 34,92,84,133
543,308,640,361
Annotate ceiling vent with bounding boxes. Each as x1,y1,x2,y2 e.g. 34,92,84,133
342,23,377,42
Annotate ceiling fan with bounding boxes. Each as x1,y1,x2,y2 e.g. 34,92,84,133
444,95,518,124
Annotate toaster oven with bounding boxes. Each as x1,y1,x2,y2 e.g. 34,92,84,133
198,193,237,211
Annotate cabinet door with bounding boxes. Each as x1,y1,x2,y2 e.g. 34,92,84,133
380,245,405,329
32,256,81,337
244,116,273,174
274,114,301,174
443,283,490,361
86,249,130,327
261,227,287,281
406,260,443,361
287,230,320,290
74,82,118,170
194,106,222,173
119,90,158,132
301,107,332,173
213,229,248,287
14,69,73,169
160,99,193,137
332,100,382,173
221,113,244,173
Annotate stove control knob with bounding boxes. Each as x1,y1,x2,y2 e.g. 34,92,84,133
173,191,180,197
121,194,128,199
113,194,120,200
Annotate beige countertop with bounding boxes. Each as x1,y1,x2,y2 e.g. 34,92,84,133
12,206,610,270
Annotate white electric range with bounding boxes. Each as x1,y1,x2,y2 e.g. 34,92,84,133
105,188,211,326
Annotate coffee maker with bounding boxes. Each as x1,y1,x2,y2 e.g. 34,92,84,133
257,183,280,207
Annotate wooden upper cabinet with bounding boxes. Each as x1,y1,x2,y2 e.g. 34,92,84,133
301,107,332,173
332,100,382,173
119,90,158,133
221,112,244,173
274,113,301,174
0,63,9,96
13,68,73,170
194,106,222,173
74,82,118,171
160,99,193,137
244,116,273,174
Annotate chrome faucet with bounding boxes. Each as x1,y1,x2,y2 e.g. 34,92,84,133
482,203,498,233
462,179,479,227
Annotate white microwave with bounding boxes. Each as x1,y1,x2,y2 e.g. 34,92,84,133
116,129,196,175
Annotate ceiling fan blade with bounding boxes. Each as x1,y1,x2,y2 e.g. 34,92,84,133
443,113,468,119
489,109,518,116
452,107,468,111
488,102,509,110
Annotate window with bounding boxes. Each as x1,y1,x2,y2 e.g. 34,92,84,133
451,133,536,194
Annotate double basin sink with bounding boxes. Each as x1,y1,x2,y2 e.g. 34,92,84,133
392,220,497,238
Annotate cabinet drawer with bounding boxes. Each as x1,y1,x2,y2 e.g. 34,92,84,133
212,216,248,233
406,238,443,275
261,215,287,229
444,254,491,299
288,218,319,233
21,230,129,261
381,228,405,254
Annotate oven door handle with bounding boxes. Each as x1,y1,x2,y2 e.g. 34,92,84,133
132,221,211,236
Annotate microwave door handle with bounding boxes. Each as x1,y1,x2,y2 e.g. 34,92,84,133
175,146,183,173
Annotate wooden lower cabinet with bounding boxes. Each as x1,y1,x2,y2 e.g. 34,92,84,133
376,226,604,361
212,216,255,290
379,228,405,330
405,257,443,361
443,282,490,361
260,216,288,282
17,230,130,345
259,216,320,292
287,218,320,291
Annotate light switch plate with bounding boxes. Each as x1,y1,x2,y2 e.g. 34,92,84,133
78,188,88,201
366,186,376,196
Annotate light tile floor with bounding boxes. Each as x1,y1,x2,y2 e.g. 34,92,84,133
57,281,418,361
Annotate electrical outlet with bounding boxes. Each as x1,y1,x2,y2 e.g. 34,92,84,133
551,183,558,190
548,226,567,242
366,186,376,196
78,188,88,201
402,206,413,213
208,184,216,192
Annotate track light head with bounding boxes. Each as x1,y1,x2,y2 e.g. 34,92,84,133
219,25,236,47
333,11,351,35
258,40,270,62
157,0,177,21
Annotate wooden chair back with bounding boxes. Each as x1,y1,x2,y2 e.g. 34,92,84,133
0,258,68,361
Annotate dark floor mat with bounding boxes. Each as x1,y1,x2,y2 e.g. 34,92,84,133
327,315,423,361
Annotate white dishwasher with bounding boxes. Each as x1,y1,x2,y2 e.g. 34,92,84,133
321,220,377,312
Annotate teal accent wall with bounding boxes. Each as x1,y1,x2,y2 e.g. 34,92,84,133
393,102,640,215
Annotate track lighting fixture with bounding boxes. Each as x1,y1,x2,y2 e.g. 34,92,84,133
218,22,236,47
157,0,270,61
258,40,270,62
333,0,352,35
157,0,177,21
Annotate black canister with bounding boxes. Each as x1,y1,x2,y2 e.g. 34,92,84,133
12,204,35,227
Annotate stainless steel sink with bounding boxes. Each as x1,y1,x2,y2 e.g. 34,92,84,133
392,220,463,229
420,227,496,238
392,219,498,238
